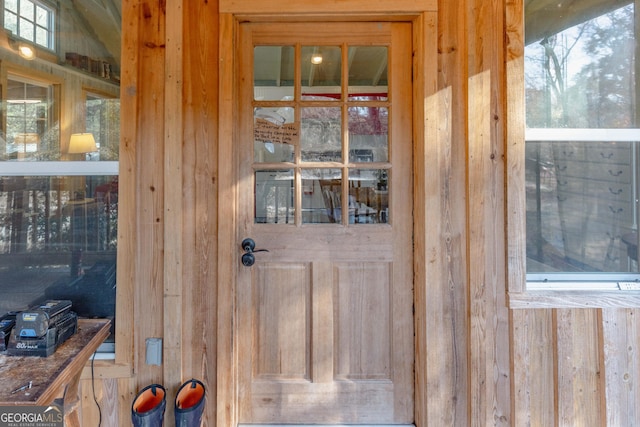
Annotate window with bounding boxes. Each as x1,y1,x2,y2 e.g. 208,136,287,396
253,45,390,225
86,91,120,161
523,2,640,291
3,0,55,51
5,77,55,159
0,0,120,352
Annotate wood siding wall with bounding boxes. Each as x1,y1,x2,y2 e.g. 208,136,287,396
76,0,640,426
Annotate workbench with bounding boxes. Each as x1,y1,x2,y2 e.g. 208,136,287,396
0,318,111,427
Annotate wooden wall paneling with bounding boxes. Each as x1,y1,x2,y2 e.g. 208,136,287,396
217,12,238,427
466,0,510,425
118,377,137,426
505,0,526,294
80,377,120,426
511,309,556,426
556,309,606,426
133,0,166,388
418,2,471,426
602,308,640,425
163,0,184,421
413,12,431,427
80,377,99,425
181,0,219,425
115,0,138,370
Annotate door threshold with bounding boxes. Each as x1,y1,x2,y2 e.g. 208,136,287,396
239,425,416,427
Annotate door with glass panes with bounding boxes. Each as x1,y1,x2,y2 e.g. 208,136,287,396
236,21,413,424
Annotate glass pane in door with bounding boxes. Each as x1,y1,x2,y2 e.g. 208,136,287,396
254,107,296,162
348,106,388,162
301,46,341,98
301,107,341,162
302,168,342,224
348,46,388,101
349,169,389,224
255,170,294,224
254,46,294,101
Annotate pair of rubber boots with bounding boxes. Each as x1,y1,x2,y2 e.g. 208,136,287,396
131,379,205,427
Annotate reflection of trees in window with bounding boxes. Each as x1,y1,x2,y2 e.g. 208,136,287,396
86,93,120,160
526,5,634,128
4,77,59,160
525,5,638,274
578,8,635,128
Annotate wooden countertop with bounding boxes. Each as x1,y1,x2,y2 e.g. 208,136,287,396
0,318,111,405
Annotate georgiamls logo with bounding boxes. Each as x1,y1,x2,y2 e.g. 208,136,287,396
0,403,64,426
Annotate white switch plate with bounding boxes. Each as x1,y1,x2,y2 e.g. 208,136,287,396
145,337,162,365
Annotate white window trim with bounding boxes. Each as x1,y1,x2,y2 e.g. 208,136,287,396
515,128,640,306
0,160,118,176
526,128,640,142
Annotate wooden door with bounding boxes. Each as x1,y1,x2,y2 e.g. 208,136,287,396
236,21,414,425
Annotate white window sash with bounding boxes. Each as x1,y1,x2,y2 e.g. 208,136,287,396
526,128,640,141
0,161,118,176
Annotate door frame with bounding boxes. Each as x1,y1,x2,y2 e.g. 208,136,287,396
217,10,437,427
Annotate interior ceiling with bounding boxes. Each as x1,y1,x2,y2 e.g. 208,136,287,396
72,0,121,67
254,46,388,89
525,0,632,45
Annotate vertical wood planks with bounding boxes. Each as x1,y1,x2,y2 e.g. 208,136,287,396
602,309,640,426
133,0,166,389
413,12,428,427
505,0,526,293
467,0,510,424
418,1,471,425
115,0,138,368
217,12,238,427
556,309,606,426
181,1,219,426
511,309,556,427
163,1,184,420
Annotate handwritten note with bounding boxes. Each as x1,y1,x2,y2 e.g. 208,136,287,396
254,118,299,145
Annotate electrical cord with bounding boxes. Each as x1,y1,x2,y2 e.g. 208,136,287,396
91,351,102,427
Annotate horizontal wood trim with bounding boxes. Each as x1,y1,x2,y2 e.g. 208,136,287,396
509,291,640,309
80,361,132,379
242,21,394,44
221,0,436,14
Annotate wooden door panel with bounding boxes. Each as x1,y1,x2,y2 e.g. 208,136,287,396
254,263,310,379
335,262,391,380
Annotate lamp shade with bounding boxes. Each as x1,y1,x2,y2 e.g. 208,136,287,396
68,133,97,153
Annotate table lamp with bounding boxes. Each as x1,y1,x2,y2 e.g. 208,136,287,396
68,133,97,159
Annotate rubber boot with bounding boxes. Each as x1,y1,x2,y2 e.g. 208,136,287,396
174,379,206,427
131,384,166,427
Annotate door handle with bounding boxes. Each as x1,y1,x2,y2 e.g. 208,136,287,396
241,238,269,267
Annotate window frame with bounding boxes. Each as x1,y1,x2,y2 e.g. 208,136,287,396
0,71,120,355
506,0,640,308
3,0,55,51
